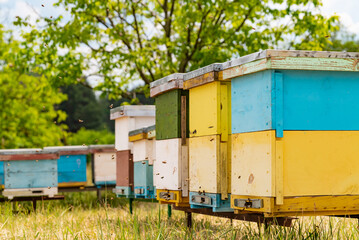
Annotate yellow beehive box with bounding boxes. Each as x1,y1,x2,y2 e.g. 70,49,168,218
184,64,232,212
231,130,359,217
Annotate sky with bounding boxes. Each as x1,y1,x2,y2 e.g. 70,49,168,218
0,0,359,36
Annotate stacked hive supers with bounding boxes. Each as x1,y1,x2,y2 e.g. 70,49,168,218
150,73,190,206
129,125,156,199
221,50,359,217
183,64,233,212
110,105,155,197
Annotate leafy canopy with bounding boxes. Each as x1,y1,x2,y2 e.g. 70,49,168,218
0,25,68,148
15,0,339,100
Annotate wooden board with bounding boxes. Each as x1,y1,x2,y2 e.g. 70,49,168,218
231,130,359,198
116,150,133,189
110,105,155,120
222,50,359,81
189,81,231,138
231,69,359,134
154,138,189,196
4,159,58,189
155,90,189,140
0,153,59,161
189,135,231,195
150,73,184,97
231,195,359,217
94,152,117,184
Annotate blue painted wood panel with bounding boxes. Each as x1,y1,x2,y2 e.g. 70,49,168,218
0,161,4,185
58,155,87,183
134,161,153,189
189,192,233,212
232,70,359,134
5,160,57,189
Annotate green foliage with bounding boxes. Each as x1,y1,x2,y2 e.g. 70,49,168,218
14,0,339,100
0,25,67,148
65,127,115,145
59,83,108,132
325,27,359,52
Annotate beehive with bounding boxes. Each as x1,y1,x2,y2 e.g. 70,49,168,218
44,146,89,188
130,125,156,199
183,64,232,212
0,149,59,199
89,145,117,186
110,105,155,197
150,74,190,206
223,50,359,217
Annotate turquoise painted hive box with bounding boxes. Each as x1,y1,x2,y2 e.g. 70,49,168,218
129,125,156,199
44,146,89,188
0,149,59,199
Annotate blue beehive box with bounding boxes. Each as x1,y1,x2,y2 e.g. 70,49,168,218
0,160,4,186
44,146,89,187
222,50,359,136
0,149,59,199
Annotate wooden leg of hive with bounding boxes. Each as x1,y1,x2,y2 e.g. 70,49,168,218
129,198,133,215
32,199,37,212
186,211,192,228
167,204,172,219
96,188,102,202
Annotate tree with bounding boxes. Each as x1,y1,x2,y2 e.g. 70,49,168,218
325,27,359,52
15,0,339,100
59,83,107,132
0,25,67,149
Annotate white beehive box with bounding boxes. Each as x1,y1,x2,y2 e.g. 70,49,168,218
154,138,189,197
110,105,155,152
89,145,117,185
129,125,156,165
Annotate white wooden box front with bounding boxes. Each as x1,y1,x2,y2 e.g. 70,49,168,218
154,138,188,196
94,152,117,183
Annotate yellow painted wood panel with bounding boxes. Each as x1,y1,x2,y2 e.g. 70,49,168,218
232,195,359,217
189,135,231,194
189,82,220,137
231,131,275,197
189,135,220,193
189,81,231,138
283,131,359,196
232,130,359,198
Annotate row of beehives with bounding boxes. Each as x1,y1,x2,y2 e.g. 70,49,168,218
112,49,359,218
0,145,118,199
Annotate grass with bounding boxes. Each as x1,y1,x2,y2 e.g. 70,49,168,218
0,191,358,239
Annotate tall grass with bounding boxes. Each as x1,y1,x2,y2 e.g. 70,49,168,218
0,191,357,239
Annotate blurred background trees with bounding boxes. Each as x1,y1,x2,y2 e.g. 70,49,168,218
0,0,358,148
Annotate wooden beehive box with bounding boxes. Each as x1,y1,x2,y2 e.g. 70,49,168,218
183,64,233,212
89,145,117,186
110,105,155,151
223,50,359,217
150,74,190,206
129,125,156,199
0,149,59,199
110,105,155,197
44,146,89,188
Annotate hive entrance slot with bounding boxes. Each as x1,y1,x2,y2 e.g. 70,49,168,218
234,198,263,209
32,190,43,194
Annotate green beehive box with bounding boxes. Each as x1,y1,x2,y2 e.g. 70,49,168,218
150,73,189,140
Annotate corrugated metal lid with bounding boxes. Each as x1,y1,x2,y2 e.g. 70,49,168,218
110,105,155,120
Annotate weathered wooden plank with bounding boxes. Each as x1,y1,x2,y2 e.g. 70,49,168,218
222,58,270,80
150,73,184,97
183,72,219,90
0,153,59,161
